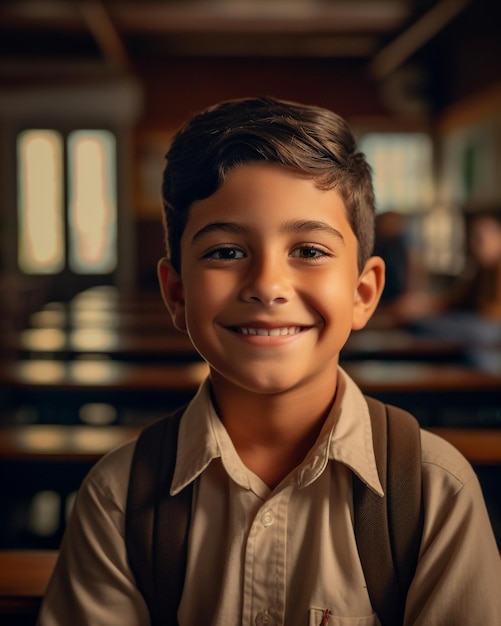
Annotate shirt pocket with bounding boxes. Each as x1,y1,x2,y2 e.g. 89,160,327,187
308,607,379,626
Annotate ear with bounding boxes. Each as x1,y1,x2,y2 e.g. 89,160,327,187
352,256,386,330
157,257,187,332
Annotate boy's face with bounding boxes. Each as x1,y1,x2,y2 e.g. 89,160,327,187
160,163,384,397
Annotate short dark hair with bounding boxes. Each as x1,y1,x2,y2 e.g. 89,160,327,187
161,96,376,273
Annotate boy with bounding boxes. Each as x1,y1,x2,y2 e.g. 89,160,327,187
38,97,501,625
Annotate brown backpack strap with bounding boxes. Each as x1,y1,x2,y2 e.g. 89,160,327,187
353,396,424,626
126,405,191,626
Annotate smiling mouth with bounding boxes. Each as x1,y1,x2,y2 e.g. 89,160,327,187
235,326,302,336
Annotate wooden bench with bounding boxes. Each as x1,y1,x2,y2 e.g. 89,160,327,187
0,550,57,622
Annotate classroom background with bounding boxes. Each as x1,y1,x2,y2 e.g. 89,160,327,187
0,1,500,623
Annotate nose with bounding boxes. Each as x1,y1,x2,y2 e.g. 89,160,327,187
239,255,293,305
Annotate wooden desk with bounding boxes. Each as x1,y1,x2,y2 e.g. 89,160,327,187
0,425,143,550
0,358,499,427
29,308,177,333
0,550,56,618
0,360,208,392
344,360,501,427
36,289,167,322
0,360,208,424
342,329,465,363
429,428,501,464
344,360,501,393
8,327,199,362
69,286,165,312
0,425,141,462
0,426,142,545
3,359,496,396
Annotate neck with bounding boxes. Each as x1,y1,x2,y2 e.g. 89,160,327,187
209,368,339,488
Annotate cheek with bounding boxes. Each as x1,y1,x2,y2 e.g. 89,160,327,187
305,274,357,320
183,272,235,323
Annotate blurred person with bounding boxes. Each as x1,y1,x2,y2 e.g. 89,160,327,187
369,210,426,328
394,208,501,371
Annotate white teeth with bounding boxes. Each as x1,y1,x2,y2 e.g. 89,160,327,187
238,327,300,336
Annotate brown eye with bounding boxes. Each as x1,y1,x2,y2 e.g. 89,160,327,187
300,247,320,258
291,246,328,260
205,247,245,260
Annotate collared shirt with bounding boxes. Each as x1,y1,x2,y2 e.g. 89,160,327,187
38,369,501,626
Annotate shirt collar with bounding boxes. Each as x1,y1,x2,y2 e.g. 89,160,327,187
329,368,383,496
170,378,221,495
171,369,383,497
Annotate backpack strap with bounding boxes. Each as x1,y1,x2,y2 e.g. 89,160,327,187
126,405,190,626
353,396,424,626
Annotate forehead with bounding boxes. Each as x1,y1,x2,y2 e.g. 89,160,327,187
183,163,350,233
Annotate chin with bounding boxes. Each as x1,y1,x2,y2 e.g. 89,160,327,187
210,365,293,394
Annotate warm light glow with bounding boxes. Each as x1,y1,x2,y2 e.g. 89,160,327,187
73,427,125,451
28,490,61,536
29,309,67,328
70,328,119,351
71,285,120,309
18,360,66,384
79,402,117,425
70,309,116,326
17,130,64,273
20,427,66,451
21,328,66,351
68,130,117,273
69,360,122,384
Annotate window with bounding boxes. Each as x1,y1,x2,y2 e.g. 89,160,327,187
17,130,64,274
17,129,117,275
359,133,434,214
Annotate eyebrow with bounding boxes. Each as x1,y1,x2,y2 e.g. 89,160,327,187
282,219,345,243
191,222,246,245
191,219,345,245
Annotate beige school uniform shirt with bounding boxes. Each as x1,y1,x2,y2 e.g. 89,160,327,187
38,369,501,626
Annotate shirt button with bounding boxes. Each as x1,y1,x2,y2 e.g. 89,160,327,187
261,509,274,527
255,610,273,625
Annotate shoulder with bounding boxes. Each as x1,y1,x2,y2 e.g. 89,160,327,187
421,429,476,494
81,438,138,507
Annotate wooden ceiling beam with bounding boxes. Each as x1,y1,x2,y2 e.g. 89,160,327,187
369,0,471,80
78,0,131,70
